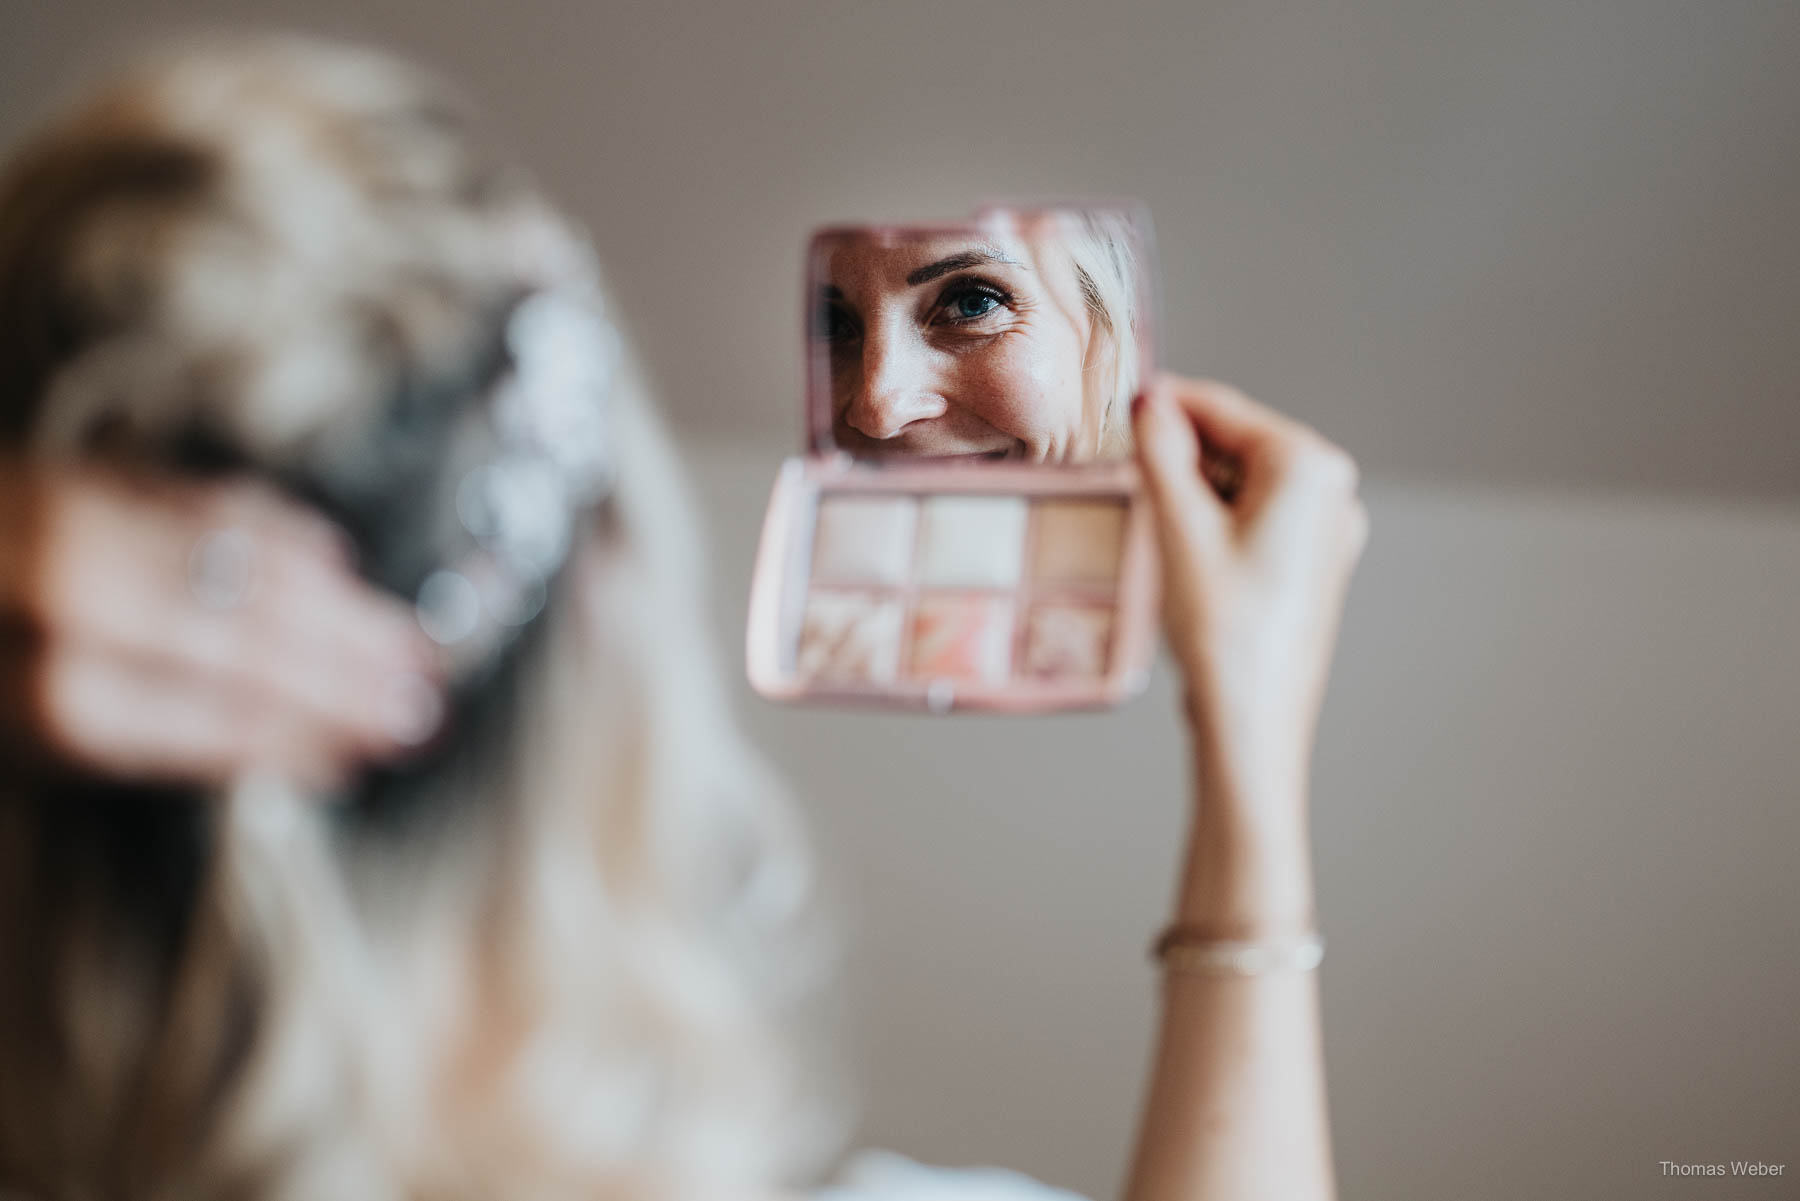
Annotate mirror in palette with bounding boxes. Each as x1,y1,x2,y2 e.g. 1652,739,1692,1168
807,205,1154,464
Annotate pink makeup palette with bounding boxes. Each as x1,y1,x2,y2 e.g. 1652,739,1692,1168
750,462,1156,711
746,204,1160,713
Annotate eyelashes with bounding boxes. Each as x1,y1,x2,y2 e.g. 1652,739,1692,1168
932,277,1012,327
817,274,1018,345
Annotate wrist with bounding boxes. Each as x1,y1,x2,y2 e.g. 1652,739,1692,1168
1169,679,1321,938
1176,745,1318,940
1172,819,1317,940
1181,685,1314,825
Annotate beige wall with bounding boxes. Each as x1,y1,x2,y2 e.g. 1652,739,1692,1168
686,439,1799,1200
2,0,1798,499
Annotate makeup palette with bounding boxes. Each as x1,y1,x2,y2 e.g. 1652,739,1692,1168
746,204,1160,713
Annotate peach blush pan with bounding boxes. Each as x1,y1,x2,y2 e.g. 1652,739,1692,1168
909,594,1015,684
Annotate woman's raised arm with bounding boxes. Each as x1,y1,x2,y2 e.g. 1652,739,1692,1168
1122,375,1368,1201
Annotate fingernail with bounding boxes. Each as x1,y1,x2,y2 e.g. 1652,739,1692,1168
1130,391,1149,421
380,672,445,747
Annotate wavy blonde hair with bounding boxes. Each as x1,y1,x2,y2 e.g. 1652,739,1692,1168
1058,208,1145,459
0,35,837,1201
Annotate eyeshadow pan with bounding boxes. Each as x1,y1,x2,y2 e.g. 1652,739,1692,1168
811,494,917,585
1030,500,1127,586
797,590,905,683
916,496,1028,587
1022,603,1113,679
909,594,1014,683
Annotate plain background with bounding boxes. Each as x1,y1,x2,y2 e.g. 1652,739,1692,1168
2,2,1796,1198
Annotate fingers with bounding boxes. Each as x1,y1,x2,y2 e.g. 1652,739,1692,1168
1132,378,1228,560
12,469,446,790
1151,376,1356,521
148,491,447,765
1147,375,1363,551
1152,375,1312,460
167,475,355,569
160,577,443,764
30,642,357,792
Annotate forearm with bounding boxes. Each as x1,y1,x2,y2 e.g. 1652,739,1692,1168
1120,740,1336,1201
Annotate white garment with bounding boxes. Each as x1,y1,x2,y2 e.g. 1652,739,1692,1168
817,1150,1092,1201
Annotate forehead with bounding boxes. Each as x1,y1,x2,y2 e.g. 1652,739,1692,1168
818,230,1049,290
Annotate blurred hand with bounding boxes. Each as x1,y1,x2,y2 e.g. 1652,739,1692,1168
1133,375,1368,820
0,460,445,792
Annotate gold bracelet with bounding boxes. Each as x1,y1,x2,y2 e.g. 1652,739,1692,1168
1152,927,1325,976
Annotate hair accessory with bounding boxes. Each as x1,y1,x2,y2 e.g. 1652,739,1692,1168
415,286,618,676
1152,927,1325,976
187,528,256,611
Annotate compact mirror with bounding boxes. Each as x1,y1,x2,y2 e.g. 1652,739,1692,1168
807,205,1156,464
750,202,1161,711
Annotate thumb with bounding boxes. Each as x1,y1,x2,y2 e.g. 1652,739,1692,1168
1132,378,1227,559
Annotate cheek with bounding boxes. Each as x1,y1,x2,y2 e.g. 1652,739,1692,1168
947,331,1085,444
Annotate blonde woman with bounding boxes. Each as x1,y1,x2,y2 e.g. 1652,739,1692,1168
0,35,1366,1201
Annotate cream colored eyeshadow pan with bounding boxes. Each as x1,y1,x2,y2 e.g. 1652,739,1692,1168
811,494,917,584
915,496,1028,587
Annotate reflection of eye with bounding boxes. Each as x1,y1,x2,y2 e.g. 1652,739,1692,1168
815,301,859,344
935,278,1011,326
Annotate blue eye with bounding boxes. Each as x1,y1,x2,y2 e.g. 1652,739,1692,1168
938,280,1009,325
954,291,999,319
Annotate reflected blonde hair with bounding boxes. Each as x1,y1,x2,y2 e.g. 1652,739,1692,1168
1058,209,1145,458
0,35,837,1200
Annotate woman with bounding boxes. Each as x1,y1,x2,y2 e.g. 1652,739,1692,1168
0,35,1366,1201
819,209,1142,464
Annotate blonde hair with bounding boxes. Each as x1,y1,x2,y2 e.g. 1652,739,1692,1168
1058,208,1145,458
0,35,837,1200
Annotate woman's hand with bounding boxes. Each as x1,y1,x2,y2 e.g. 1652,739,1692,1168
0,460,446,792
1134,375,1367,805
1132,375,1367,935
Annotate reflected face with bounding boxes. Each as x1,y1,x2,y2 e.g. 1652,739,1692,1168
817,231,1111,463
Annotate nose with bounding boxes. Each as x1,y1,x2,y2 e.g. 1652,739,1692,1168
842,327,948,440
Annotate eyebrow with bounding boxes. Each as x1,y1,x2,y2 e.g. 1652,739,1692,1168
904,247,1025,287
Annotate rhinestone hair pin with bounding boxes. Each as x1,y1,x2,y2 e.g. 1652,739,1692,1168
414,286,619,675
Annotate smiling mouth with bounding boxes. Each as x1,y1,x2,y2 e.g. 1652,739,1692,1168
837,426,1023,461
855,446,1014,462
